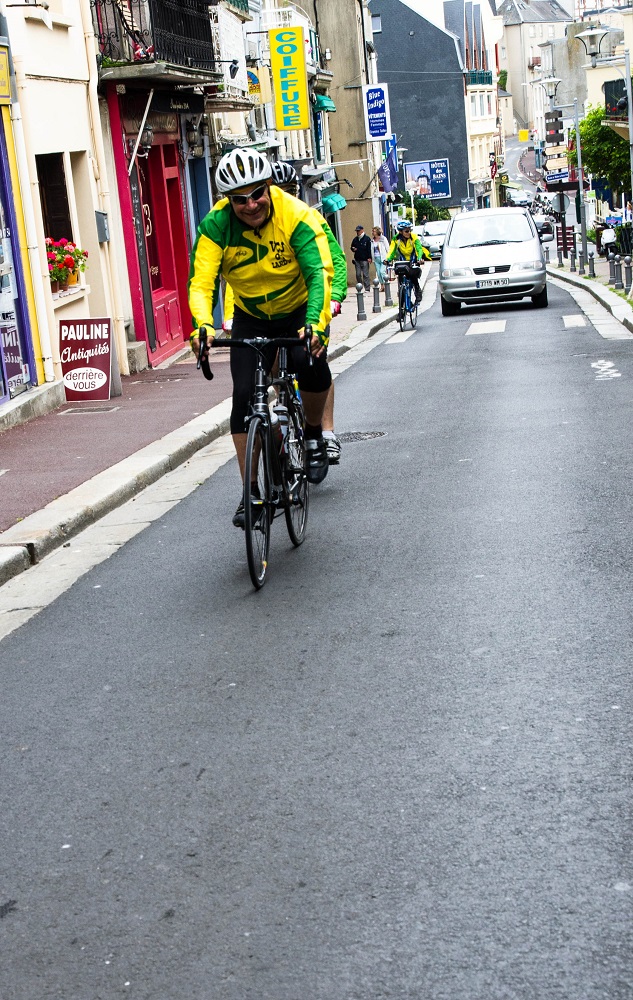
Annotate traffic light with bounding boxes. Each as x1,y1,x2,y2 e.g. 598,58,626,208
544,109,564,145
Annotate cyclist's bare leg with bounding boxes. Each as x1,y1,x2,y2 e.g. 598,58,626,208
301,388,328,430
233,433,248,481
322,383,335,433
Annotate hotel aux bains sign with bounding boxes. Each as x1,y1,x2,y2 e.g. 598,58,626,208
268,27,310,131
60,318,112,402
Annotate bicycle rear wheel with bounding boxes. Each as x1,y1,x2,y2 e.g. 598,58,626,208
244,415,271,589
283,395,309,546
398,282,406,332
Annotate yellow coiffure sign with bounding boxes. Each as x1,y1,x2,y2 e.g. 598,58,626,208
268,27,310,131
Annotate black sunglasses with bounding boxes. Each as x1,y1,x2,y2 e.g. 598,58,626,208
229,184,268,205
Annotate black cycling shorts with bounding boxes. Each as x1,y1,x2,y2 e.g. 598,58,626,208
229,304,332,434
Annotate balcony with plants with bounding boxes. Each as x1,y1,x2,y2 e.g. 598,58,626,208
91,0,222,84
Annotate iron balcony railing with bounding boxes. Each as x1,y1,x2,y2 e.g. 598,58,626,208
91,0,217,72
465,70,493,87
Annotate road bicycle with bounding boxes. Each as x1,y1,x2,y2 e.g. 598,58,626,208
393,259,419,332
198,327,310,590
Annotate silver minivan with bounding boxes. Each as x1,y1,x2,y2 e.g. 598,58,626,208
438,207,554,316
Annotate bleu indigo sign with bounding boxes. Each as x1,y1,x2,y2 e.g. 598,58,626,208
362,84,392,143
404,159,451,201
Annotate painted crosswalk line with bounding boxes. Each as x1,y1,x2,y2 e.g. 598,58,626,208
563,315,587,328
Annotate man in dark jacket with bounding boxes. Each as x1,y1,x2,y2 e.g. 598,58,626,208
351,224,372,291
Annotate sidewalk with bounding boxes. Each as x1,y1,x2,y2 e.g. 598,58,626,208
0,286,399,586
546,237,633,336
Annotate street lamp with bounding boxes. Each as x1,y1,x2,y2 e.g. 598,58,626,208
575,23,611,68
540,76,561,108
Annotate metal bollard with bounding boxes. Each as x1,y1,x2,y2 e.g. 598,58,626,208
384,269,393,307
588,251,595,278
544,245,550,264
608,252,616,285
578,249,585,276
614,254,624,290
570,247,576,272
372,276,381,313
625,256,632,294
356,282,367,321
557,247,564,268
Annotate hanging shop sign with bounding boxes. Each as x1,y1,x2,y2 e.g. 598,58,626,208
362,84,392,142
60,317,112,402
269,27,310,131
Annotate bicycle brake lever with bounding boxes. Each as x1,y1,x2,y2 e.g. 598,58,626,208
304,324,314,366
197,327,214,381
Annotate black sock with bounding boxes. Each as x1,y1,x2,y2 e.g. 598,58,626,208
305,423,322,439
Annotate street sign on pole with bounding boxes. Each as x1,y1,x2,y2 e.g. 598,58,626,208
550,192,570,214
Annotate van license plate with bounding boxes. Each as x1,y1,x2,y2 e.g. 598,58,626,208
476,278,509,288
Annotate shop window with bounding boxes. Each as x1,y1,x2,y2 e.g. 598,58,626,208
36,153,72,241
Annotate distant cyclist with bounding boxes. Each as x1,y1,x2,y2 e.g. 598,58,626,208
385,221,431,305
270,160,345,465
188,148,334,527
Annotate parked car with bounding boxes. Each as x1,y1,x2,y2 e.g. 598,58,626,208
505,188,532,207
415,220,450,259
438,207,554,315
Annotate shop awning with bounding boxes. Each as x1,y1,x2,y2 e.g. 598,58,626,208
322,192,346,213
313,93,336,112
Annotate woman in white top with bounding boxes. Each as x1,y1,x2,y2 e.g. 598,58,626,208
371,226,390,291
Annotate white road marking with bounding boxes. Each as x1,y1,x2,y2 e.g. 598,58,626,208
466,320,506,335
0,469,8,477
563,315,587,328
591,359,622,380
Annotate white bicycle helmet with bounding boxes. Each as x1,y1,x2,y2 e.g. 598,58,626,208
271,161,299,186
215,148,272,194
397,220,412,231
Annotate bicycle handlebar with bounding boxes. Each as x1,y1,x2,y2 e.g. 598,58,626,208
197,324,314,380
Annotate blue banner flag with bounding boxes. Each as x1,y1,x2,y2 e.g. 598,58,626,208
378,147,398,194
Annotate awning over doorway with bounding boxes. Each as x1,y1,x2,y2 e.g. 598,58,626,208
313,93,336,112
321,192,346,213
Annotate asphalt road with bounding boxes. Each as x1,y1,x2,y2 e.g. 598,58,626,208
1,278,632,999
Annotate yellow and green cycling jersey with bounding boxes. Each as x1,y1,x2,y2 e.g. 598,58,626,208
385,233,431,262
188,185,334,336
221,211,347,326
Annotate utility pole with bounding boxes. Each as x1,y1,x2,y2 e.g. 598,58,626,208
573,99,588,266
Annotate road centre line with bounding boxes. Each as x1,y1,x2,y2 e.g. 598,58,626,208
466,320,506,335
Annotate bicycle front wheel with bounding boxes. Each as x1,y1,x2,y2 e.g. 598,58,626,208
398,282,406,332
244,415,271,589
283,396,309,546
409,298,418,329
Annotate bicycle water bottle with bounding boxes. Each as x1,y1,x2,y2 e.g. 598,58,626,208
270,406,283,447
274,403,289,449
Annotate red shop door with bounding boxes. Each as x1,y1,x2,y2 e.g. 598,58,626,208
137,140,191,364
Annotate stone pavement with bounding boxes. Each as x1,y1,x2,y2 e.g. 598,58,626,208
0,281,400,587
546,237,633,337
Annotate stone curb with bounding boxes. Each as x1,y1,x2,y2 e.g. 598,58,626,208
0,308,399,588
547,263,633,334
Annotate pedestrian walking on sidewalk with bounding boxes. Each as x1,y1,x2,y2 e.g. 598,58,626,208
351,224,372,291
371,226,390,290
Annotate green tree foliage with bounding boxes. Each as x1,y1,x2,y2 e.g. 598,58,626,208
498,70,508,91
392,191,450,223
568,104,630,195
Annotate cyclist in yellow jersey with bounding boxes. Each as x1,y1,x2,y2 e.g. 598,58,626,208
270,160,344,465
188,148,334,526
385,221,431,305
